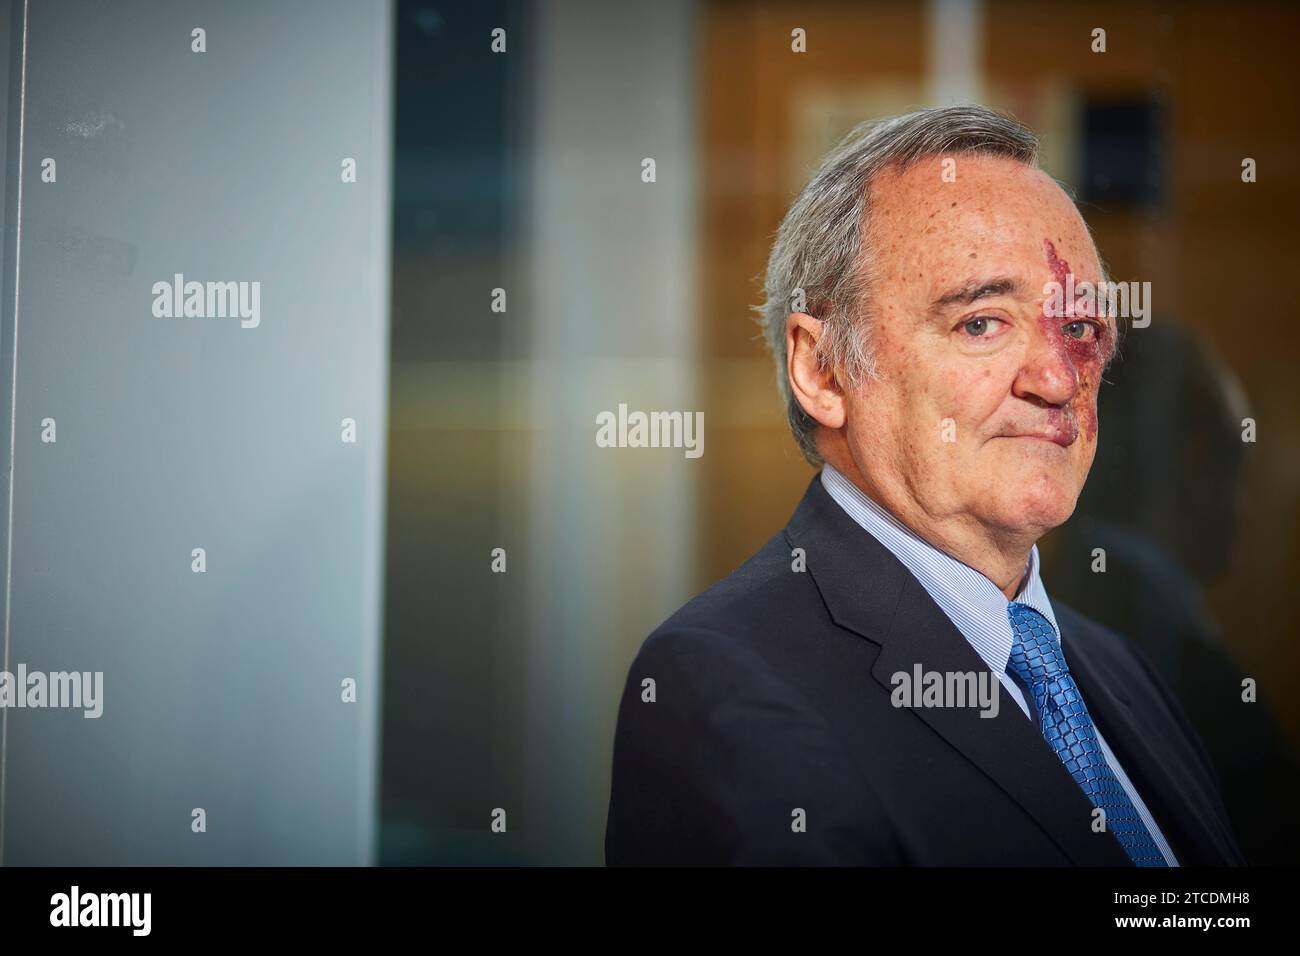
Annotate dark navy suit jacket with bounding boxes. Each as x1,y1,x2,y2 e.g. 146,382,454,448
604,474,1245,865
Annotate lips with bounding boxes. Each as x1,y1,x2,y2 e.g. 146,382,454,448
1000,420,1078,447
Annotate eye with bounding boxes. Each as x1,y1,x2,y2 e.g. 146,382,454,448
1063,320,1099,340
961,316,1002,337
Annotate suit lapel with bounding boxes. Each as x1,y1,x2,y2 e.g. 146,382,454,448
786,475,1133,866
1060,613,1242,866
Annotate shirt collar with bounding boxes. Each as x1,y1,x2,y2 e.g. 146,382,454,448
819,462,1062,675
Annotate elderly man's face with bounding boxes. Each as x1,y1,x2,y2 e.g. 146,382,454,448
846,155,1113,542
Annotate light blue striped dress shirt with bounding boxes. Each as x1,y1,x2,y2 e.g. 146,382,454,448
821,463,1178,866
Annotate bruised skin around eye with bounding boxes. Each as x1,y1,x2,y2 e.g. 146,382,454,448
1041,237,1108,443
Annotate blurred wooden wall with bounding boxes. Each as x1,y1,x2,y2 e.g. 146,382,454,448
695,0,1300,744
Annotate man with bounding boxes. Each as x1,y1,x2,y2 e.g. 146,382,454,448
604,105,1244,866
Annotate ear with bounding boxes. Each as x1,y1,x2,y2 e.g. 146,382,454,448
786,312,846,431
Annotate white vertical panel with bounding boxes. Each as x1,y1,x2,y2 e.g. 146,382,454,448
0,0,391,865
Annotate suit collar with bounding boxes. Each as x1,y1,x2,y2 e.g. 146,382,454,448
784,474,1134,866
819,462,1060,678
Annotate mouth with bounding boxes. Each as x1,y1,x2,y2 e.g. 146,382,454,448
996,422,1078,448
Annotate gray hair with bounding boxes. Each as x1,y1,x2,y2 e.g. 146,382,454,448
754,104,1040,466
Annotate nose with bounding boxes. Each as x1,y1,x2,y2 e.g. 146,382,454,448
1012,323,1079,408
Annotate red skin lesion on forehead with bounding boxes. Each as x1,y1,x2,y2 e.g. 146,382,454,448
1040,238,1107,442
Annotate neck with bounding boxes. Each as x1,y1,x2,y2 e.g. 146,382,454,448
826,454,1034,600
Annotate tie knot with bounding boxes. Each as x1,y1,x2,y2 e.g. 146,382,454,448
1006,602,1068,687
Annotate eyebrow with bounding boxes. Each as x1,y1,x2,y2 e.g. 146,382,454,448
929,277,1028,313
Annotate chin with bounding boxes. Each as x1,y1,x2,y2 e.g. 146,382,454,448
995,474,1080,536
1022,493,1078,534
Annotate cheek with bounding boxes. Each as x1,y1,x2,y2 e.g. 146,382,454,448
1076,439,1098,477
1075,375,1102,444
1051,323,1106,443
877,327,1013,446
883,361,1014,471
940,362,1017,430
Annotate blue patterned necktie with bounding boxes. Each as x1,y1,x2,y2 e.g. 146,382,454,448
1006,602,1167,867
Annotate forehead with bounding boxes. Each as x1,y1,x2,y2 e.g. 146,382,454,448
865,154,1102,291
